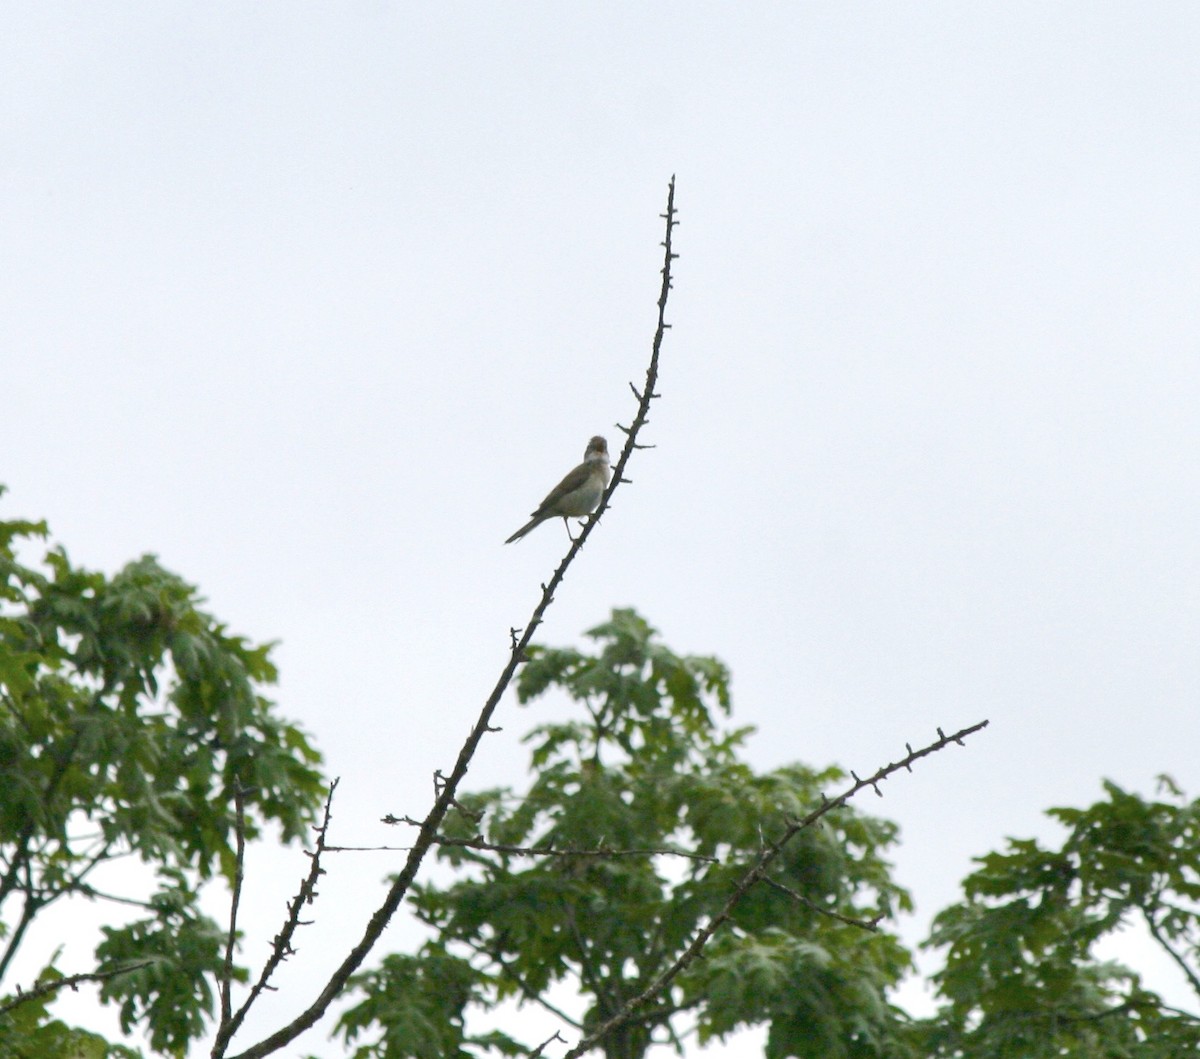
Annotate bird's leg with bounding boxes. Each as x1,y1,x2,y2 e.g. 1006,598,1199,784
561,516,580,543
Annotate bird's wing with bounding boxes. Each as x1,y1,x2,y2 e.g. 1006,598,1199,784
531,461,592,515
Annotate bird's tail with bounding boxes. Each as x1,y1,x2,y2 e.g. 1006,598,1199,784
504,516,542,544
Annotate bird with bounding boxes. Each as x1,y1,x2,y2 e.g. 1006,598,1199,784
505,435,611,544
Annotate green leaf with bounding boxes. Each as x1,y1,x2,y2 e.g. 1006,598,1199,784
0,502,326,1055
385,610,912,1058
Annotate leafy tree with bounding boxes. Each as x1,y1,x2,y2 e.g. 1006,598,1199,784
0,494,325,1058
334,609,915,1059
915,776,1200,1058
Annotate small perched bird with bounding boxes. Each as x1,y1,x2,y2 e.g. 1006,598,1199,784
505,435,611,544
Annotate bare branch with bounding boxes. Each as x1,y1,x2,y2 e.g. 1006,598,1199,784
529,1030,566,1057
1142,905,1200,1004
219,783,249,1027
760,874,882,931
359,822,717,864
0,961,154,1017
223,179,680,1059
212,779,338,1059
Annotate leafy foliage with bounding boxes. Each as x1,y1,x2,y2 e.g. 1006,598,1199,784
916,776,1200,1057
0,495,324,1056
8,487,1196,1059
0,965,142,1059
334,944,523,1059
336,609,914,1059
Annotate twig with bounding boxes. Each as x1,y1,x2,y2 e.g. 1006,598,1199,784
211,779,338,1058
561,720,989,1058
1142,905,1200,1003
438,932,583,1030
223,179,680,1059
760,874,882,931
219,783,249,1027
0,961,154,1016
595,176,678,536
529,1030,566,1057
363,822,717,863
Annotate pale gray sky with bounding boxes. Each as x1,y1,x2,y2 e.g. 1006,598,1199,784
3,4,1199,1055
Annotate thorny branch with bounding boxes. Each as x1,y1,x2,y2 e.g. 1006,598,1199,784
561,720,990,1059
212,780,338,1058
222,177,680,1059
0,961,154,1017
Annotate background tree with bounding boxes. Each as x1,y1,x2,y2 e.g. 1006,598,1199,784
915,776,1200,1058
333,609,916,1059
9,478,1188,1059
0,497,325,1058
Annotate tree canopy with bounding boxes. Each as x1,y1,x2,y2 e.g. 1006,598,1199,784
916,775,1200,1057
333,611,1200,1059
334,610,915,1059
3,495,1198,1059
0,497,324,1058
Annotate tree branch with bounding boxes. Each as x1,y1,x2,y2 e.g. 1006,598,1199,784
761,873,883,931
1142,904,1200,1004
0,960,154,1017
562,720,989,1058
211,779,338,1058
219,783,249,1027
0,717,86,918
562,898,620,1020
366,822,718,864
222,177,680,1059
0,684,122,984
478,940,584,1030
0,892,42,984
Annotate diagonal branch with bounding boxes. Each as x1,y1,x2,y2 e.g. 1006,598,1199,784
761,873,882,931
468,936,584,1030
562,720,989,1059
0,960,154,1017
0,683,125,982
1142,904,1200,1004
223,177,680,1059
211,780,338,1058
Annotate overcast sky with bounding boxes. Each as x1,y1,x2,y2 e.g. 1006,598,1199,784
3,4,1199,1056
